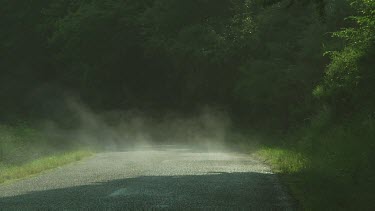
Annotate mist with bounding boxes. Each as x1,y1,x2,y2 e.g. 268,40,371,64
37,98,237,153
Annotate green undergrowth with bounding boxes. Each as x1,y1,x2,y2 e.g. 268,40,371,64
0,150,94,184
0,124,95,184
256,146,310,209
258,144,375,210
255,112,375,210
257,148,307,174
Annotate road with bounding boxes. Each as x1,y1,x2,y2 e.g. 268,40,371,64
0,145,295,209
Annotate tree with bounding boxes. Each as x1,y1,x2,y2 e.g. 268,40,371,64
315,0,375,114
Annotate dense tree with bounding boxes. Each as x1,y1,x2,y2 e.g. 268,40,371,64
0,0,373,131
315,0,375,116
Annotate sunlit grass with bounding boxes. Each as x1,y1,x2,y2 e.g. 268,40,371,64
0,124,95,184
255,125,375,210
255,147,309,209
0,151,94,184
256,147,307,174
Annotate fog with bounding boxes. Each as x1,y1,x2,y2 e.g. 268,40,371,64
38,98,246,153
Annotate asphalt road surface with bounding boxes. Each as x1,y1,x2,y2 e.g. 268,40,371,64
0,145,295,210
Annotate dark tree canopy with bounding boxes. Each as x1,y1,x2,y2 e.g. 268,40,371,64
0,0,374,129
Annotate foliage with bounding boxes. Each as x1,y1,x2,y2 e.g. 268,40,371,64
1,0,371,127
257,148,307,174
258,110,375,210
0,124,47,164
0,150,93,184
0,123,93,183
316,0,375,112
0,0,375,208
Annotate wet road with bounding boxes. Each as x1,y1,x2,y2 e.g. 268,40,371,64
0,146,294,209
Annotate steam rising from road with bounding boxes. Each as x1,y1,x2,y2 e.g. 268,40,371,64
40,99,236,152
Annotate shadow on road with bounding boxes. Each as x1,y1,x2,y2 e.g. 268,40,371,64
0,172,294,209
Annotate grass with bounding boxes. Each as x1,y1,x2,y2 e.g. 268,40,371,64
0,124,57,165
257,148,307,174
0,123,95,184
0,150,94,184
255,120,375,210
255,147,308,210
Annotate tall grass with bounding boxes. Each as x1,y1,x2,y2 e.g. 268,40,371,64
0,124,94,184
0,151,93,184
0,124,48,165
257,110,375,210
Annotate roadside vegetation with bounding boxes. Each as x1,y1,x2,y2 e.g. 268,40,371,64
0,150,93,184
257,110,375,210
0,0,374,209
0,124,93,184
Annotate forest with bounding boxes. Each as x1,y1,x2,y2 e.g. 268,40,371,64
0,0,374,209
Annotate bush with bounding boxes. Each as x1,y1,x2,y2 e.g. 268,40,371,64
0,124,52,165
